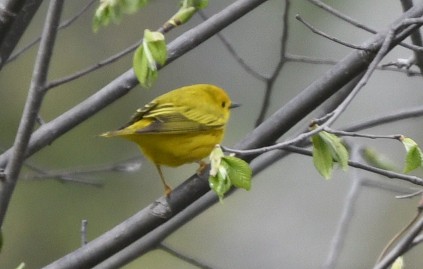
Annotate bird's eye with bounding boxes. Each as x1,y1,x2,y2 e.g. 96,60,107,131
221,101,226,108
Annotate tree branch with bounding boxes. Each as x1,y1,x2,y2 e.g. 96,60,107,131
373,212,423,269
0,0,64,227
0,0,43,69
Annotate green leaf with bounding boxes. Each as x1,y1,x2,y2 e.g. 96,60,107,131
222,156,252,191
402,137,418,151
208,145,252,201
92,0,150,32
170,7,196,26
181,0,209,9
319,131,349,171
209,166,231,202
143,30,167,66
93,1,116,32
401,137,423,173
133,30,167,88
168,0,208,26
312,134,333,179
404,146,421,173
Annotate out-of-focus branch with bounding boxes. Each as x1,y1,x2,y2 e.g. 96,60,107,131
400,0,423,73
0,0,43,69
373,212,423,269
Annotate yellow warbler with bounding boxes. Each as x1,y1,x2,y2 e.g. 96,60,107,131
101,84,238,195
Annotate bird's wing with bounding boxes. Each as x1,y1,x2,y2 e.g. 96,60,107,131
122,101,224,134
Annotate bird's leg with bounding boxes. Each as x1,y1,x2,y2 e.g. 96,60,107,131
155,164,172,196
196,160,207,175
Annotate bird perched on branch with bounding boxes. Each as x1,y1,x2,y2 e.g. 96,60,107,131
101,84,238,196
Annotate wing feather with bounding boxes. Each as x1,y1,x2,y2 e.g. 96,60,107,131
121,101,225,134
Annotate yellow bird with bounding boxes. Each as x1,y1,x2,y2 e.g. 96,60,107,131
100,84,238,195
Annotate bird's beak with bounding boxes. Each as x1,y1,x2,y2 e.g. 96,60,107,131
230,102,241,109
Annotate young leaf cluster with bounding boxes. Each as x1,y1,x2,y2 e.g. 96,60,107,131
92,0,149,32
401,136,423,173
311,129,423,181
168,0,209,27
133,30,167,88
209,145,252,201
311,130,349,180
93,0,209,88
132,0,208,87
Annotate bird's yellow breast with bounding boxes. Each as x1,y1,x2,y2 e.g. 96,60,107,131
124,128,225,167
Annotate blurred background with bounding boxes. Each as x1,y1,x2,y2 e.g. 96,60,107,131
1,0,422,268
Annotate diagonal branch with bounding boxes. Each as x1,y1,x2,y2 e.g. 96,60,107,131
373,213,423,269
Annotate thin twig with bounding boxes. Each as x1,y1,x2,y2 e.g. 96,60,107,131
282,145,423,187
198,11,267,81
323,127,402,140
286,53,423,76
321,28,395,127
7,0,96,64
255,0,291,126
362,177,421,195
285,53,339,65
0,0,64,227
81,220,88,246
225,142,423,186
307,0,423,53
307,0,374,33
323,145,363,269
46,41,141,90
296,14,371,51
343,106,423,132
223,123,324,156
159,243,213,269
396,189,423,199
373,212,423,269
23,156,142,185
400,0,423,72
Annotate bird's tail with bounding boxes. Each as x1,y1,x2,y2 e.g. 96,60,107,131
99,131,119,137
99,129,135,137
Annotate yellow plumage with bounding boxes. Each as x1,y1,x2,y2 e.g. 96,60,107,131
101,84,236,195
